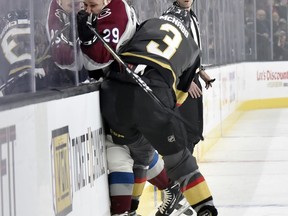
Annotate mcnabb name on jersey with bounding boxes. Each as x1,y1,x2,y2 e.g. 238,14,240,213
159,14,189,38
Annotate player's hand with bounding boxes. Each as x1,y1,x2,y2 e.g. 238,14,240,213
35,68,46,79
205,78,216,89
199,69,215,89
77,10,97,45
188,81,202,98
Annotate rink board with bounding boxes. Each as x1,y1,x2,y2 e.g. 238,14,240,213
0,91,110,216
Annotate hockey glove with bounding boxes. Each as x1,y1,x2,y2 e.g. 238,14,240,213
77,10,98,46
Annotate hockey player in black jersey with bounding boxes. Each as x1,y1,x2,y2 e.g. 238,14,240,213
99,5,218,216
0,10,51,96
144,1,218,215
0,10,34,95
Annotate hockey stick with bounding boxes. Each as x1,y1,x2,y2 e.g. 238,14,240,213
0,70,29,92
86,22,199,134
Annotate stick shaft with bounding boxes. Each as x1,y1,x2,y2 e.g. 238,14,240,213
87,24,166,109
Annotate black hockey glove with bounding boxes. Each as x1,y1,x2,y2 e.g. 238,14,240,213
77,10,98,46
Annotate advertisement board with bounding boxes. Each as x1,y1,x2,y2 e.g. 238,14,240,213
0,92,110,216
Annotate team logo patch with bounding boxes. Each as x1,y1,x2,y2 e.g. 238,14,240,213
98,8,111,20
168,135,176,142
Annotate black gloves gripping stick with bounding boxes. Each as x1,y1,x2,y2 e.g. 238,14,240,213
77,10,98,46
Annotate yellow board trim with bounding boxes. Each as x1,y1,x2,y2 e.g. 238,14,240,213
238,98,288,110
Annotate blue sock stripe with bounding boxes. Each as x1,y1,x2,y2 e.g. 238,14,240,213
149,152,159,169
109,172,134,184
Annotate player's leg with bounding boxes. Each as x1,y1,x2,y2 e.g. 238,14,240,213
133,82,217,216
178,75,204,153
127,135,155,215
106,138,134,215
163,150,217,216
101,79,140,215
167,76,204,215
178,78,217,215
147,151,182,216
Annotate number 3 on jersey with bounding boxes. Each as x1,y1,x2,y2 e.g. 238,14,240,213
146,23,182,60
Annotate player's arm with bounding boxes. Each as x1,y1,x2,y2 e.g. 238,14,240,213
47,1,82,70
76,10,114,71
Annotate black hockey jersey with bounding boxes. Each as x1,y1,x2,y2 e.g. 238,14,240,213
120,13,199,91
0,10,33,94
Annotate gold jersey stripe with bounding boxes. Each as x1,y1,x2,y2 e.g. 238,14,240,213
175,90,189,106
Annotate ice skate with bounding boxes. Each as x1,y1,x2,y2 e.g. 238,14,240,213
172,195,195,216
197,205,218,216
155,182,182,216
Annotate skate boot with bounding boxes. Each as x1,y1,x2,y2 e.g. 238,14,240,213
197,205,218,216
155,182,181,216
129,199,141,216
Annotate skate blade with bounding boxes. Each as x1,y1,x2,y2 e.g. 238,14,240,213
170,198,195,216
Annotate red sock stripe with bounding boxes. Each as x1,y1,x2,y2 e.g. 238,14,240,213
111,195,131,214
134,177,147,184
181,176,205,192
148,170,170,190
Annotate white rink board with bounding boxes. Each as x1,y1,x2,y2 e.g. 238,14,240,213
242,61,288,100
202,61,288,134
0,91,110,216
202,64,243,134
